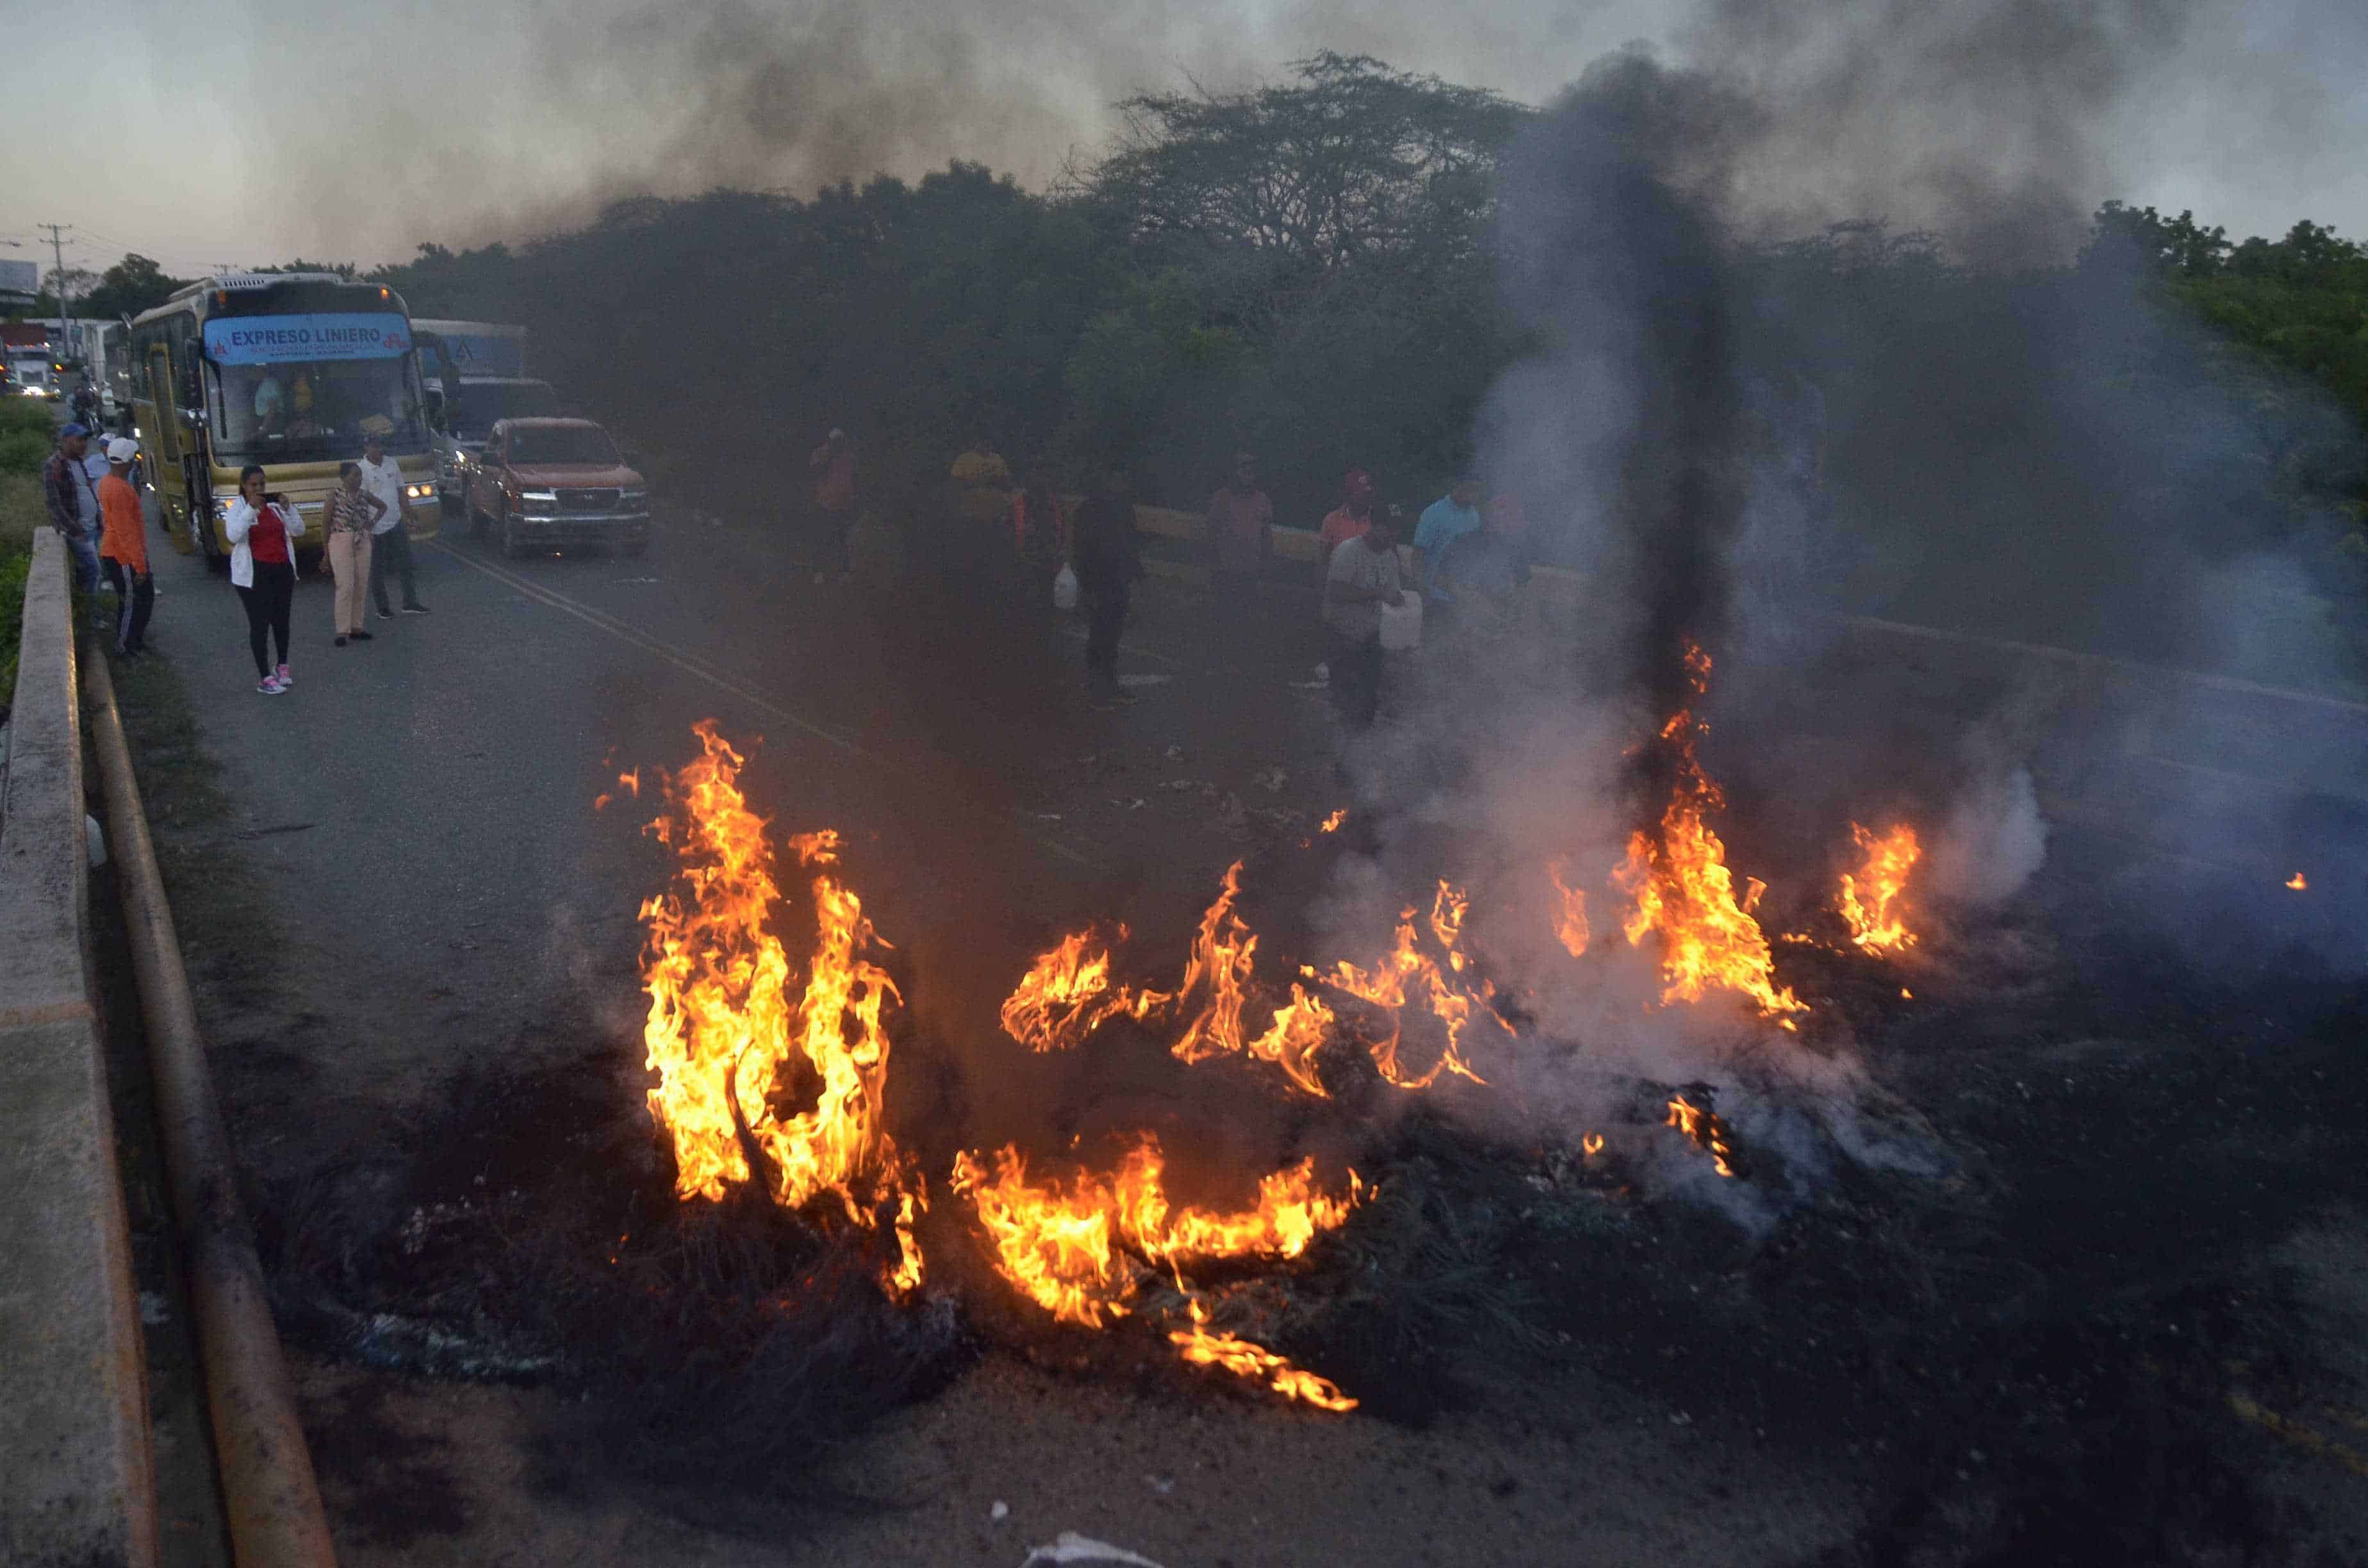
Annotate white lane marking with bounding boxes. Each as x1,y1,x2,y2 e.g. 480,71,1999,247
427,543,1106,870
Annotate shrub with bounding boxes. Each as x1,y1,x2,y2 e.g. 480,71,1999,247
0,430,49,476
0,398,56,437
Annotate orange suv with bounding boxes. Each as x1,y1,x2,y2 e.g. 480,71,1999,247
467,416,650,558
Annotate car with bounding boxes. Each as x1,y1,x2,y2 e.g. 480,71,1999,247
466,416,650,559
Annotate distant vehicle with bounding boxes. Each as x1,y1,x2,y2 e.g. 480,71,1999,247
412,320,560,508
129,272,440,566
466,416,648,558
9,349,55,399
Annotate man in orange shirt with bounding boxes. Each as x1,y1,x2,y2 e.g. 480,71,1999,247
1318,469,1377,558
96,437,154,658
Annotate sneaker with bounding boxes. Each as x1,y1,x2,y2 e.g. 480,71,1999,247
351,630,374,642
402,603,430,614
336,634,349,648
258,676,286,695
377,606,395,620
275,664,293,689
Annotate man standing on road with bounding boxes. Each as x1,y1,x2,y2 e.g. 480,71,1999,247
43,422,104,606
948,436,1014,589
97,437,154,658
359,430,429,619
1071,466,1145,708
1205,452,1272,619
808,427,857,585
1412,477,1483,587
1319,468,1377,559
1322,502,1405,733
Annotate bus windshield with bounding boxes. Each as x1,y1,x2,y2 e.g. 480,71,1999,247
211,357,427,461
451,381,558,437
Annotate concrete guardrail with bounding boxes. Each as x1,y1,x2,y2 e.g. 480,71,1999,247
0,528,158,1566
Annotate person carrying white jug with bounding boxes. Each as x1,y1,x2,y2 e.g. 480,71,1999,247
1322,500,1408,731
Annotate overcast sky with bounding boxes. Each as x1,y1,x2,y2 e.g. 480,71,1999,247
1,0,2362,280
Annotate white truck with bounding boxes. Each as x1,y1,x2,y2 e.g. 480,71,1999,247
413,320,561,509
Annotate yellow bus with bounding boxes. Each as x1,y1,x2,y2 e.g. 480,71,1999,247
129,273,442,565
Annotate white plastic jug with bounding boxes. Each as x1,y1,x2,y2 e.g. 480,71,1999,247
1377,590,1424,651
1052,564,1079,611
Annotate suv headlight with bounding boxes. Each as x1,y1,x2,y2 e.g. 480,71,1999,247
619,489,646,508
520,489,557,515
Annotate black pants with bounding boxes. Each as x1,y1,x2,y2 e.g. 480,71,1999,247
236,562,295,678
1084,581,1129,693
102,559,154,653
370,521,420,612
1327,629,1384,731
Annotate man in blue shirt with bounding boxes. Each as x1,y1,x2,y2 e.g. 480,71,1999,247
1412,478,1483,594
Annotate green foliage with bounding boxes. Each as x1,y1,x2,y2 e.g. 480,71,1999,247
0,430,47,475
0,396,56,437
0,473,37,703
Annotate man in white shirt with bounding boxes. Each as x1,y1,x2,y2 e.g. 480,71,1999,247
1322,502,1406,732
359,429,428,618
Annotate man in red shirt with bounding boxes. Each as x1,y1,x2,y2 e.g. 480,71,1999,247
1319,469,1377,558
1204,451,1272,606
96,438,153,657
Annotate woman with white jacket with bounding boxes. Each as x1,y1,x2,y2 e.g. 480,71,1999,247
226,465,304,694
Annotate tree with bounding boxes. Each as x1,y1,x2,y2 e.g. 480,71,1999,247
81,254,188,320
1080,53,1529,339
2082,202,2231,277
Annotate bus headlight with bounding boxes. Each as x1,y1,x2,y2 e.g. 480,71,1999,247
403,484,434,501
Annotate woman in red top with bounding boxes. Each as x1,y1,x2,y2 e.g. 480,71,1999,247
226,464,305,694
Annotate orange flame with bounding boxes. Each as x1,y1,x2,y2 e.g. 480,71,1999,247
1616,649,1806,1027
637,722,923,1289
1169,1300,1357,1412
2287,872,2308,891
1838,824,1920,954
1001,929,1144,1052
1549,859,1591,958
1319,808,1347,834
950,1136,1361,1330
1667,1093,1736,1178
1320,899,1491,1089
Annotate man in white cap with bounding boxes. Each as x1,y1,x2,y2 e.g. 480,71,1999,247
96,437,154,657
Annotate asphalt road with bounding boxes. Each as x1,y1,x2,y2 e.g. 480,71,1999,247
122,494,2368,1567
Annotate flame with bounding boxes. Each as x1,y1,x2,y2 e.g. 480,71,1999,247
1838,824,1920,954
1169,1300,1358,1412
637,722,923,1289
1320,903,1490,1089
1666,1093,1736,1178
1581,1132,1604,1157
1549,859,1591,958
950,1136,1361,1330
1169,863,1260,1067
1615,648,1806,1027
2287,872,2308,891
1001,929,1145,1052
1319,808,1347,834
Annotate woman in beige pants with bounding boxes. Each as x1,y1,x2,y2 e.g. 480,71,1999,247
324,461,386,648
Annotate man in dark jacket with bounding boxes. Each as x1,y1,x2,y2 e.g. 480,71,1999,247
1070,467,1144,707
43,422,103,598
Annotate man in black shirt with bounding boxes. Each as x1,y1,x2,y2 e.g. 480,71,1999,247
1070,467,1144,707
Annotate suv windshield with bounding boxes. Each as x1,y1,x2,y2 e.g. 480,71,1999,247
452,381,558,437
212,358,426,460
509,426,620,467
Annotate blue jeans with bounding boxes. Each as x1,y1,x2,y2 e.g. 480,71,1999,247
63,526,101,596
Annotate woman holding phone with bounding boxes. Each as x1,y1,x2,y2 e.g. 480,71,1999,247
225,465,304,694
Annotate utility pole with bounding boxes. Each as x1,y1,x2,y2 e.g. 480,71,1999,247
38,222,69,364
